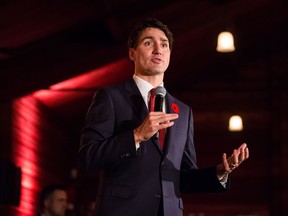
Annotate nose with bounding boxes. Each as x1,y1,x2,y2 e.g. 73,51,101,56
152,43,162,55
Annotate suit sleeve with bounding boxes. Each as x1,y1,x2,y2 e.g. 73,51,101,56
78,89,138,172
179,107,230,193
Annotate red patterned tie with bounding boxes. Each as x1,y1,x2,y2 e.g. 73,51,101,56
149,88,165,150
149,88,156,111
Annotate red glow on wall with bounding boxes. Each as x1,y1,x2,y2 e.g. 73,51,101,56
12,95,42,216
50,58,132,90
33,90,91,109
33,57,132,111
11,57,133,216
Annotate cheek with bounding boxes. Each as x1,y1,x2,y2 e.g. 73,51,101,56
138,54,150,64
165,57,170,65
164,55,170,67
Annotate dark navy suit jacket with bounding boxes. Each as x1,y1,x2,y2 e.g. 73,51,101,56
78,78,229,216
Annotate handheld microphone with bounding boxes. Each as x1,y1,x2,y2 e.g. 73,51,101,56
154,86,166,112
153,86,166,139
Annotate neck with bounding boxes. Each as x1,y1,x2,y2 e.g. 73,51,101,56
134,73,164,87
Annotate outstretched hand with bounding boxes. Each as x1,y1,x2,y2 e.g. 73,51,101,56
217,143,249,178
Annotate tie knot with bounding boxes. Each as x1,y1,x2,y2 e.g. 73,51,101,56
149,88,156,95
149,88,156,111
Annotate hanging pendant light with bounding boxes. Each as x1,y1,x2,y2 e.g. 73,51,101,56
228,115,243,131
216,31,235,53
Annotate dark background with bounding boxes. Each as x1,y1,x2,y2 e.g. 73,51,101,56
0,0,287,215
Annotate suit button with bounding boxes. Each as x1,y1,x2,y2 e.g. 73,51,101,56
154,194,162,199
161,163,167,170
120,153,131,159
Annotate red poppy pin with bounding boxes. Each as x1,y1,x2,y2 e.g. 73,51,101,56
171,103,179,113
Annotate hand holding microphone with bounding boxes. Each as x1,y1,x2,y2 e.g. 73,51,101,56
133,86,178,143
151,86,166,139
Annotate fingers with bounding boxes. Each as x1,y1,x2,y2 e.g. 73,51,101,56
245,147,249,159
222,153,229,169
149,112,178,120
222,154,237,174
135,112,178,142
224,143,249,173
148,112,178,130
224,153,237,172
237,143,247,150
236,143,249,163
239,146,247,163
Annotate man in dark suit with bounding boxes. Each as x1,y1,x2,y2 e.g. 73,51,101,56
78,18,249,216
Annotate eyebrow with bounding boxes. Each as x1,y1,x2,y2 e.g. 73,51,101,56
141,36,169,43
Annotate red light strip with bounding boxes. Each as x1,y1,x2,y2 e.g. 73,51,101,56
12,95,41,216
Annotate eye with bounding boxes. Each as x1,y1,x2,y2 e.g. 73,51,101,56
161,43,169,48
144,41,152,46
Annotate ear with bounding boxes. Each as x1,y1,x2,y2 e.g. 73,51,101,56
129,48,135,61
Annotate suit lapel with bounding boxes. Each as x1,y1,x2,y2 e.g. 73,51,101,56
124,79,148,122
163,92,177,155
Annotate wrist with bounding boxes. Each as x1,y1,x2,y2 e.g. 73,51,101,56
216,163,226,179
133,128,142,143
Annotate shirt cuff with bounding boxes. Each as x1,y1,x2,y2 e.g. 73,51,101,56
135,142,140,150
218,172,229,188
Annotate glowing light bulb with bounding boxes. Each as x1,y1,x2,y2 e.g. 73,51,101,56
229,115,243,131
217,31,235,52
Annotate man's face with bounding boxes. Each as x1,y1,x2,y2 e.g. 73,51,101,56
45,190,68,216
129,27,171,77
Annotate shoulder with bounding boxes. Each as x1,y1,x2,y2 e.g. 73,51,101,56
98,78,136,94
92,79,138,103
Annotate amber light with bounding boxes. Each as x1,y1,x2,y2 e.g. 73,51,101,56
216,31,235,53
228,115,243,132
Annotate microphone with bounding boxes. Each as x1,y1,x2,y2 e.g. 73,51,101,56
154,86,166,112
153,86,166,140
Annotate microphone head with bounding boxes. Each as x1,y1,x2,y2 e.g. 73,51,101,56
155,86,166,97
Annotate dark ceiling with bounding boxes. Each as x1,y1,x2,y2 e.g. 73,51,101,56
0,0,287,128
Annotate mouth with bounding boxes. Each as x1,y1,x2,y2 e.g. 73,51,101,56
151,57,162,64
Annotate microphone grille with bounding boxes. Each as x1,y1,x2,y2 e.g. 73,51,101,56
155,86,166,96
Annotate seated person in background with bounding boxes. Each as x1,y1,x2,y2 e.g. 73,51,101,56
38,185,68,216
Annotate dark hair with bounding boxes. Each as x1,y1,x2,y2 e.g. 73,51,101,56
40,185,66,208
127,18,174,50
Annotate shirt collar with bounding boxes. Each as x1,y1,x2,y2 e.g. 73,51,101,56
133,75,164,108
